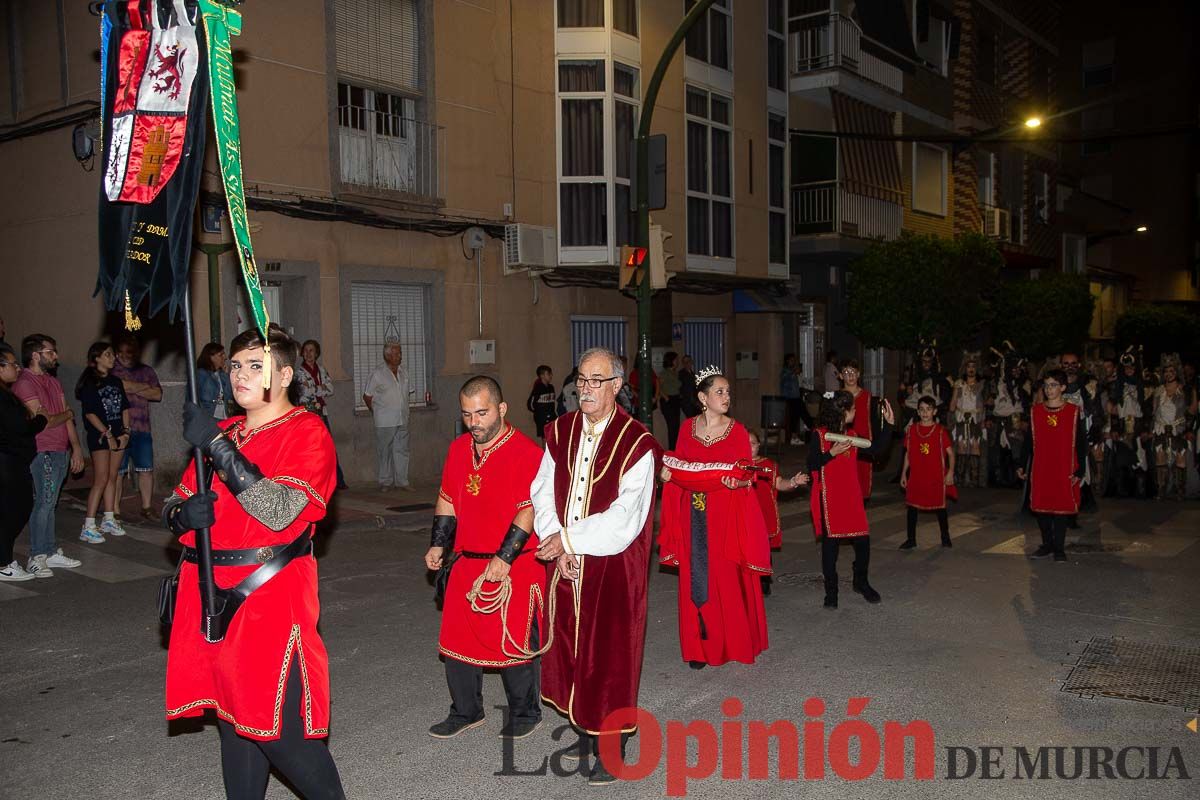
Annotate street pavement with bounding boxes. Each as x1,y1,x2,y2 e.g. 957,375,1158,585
1,452,1198,799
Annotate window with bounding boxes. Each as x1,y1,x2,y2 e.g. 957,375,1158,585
614,0,638,36
1062,234,1086,275
976,150,995,205
912,143,947,216
767,0,786,91
1056,183,1073,213
683,319,726,373
975,28,997,85
913,1,949,76
571,317,627,368
351,282,431,410
685,0,731,71
1082,37,1114,89
557,0,603,28
686,86,734,258
614,63,640,247
768,113,787,266
338,83,421,193
1081,104,1113,156
559,60,606,247
335,0,420,94
863,348,885,397
1033,171,1050,223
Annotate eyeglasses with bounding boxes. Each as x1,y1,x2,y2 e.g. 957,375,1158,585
575,376,619,389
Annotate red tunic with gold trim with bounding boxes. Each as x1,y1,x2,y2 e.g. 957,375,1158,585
540,410,660,735
659,419,770,666
1030,402,1081,514
752,457,782,549
166,408,335,741
437,425,545,667
904,422,955,510
851,388,873,499
810,426,870,539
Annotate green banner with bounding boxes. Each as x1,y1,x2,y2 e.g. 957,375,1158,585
199,0,269,343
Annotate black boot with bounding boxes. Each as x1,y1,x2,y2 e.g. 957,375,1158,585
823,575,838,609
899,537,916,550
852,565,881,604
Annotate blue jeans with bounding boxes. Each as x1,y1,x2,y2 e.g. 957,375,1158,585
29,451,69,558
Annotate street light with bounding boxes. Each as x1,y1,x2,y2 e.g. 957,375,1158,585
1024,116,1042,128
1136,225,1148,233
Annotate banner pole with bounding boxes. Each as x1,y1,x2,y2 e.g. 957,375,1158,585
181,280,218,624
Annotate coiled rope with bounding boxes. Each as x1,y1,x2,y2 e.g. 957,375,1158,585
467,568,562,660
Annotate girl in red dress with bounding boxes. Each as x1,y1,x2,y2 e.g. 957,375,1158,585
165,329,344,799
747,429,810,551
899,395,956,549
839,359,874,500
659,370,771,668
809,390,895,608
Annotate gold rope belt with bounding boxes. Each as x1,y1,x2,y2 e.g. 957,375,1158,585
467,569,562,660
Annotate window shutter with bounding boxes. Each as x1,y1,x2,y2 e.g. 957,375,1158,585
336,0,420,94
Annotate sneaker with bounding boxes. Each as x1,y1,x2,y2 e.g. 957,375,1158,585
45,549,81,569
100,519,126,537
26,554,54,579
498,717,542,739
80,526,106,544
588,753,620,785
428,715,485,739
0,561,35,582
559,737,588,763
1029,545,1053,559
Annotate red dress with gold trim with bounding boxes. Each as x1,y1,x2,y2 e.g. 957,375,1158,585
1030,402,1081,514
166,408,335,741
851,388,873,499
437,425,546,667
659,419,769,666
752,457,782,549
904,423,955,510
810,426,870,539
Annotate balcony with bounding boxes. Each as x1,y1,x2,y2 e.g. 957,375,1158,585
338,112,445,204
792,180,902,242
789,12,903,94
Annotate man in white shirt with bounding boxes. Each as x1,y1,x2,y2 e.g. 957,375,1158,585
363,342,414,491
530,347,660,785
823,349,841,393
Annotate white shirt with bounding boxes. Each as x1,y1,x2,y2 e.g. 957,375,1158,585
824,362,841,393
530,411,655,558
364,363,412,428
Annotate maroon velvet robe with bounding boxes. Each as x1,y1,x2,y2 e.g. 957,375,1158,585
540,409,660,734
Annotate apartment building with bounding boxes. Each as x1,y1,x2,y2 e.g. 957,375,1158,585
0,0,796,483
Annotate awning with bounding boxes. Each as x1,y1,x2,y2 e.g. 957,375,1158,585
831,90,904,203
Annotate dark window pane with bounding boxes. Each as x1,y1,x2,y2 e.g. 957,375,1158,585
770,212,787,264
615,64,639,98
768,37,786,90
710,11,729,70
769,144,784,208
614,0,638,36
791,134,837,183
687,121,709,192
557,0,603,28
713,201,732,257
561,183,607,246
616,183,632,246
768,113,786,142
768,0,784,34
710,96,730,125
685,1,709,61
559,60,605,92
688,196,710,255
562,99,604,176
1082,64,1113,88
711,128,731,197
616,101,636,180
976,30,996,84
686,88,708,118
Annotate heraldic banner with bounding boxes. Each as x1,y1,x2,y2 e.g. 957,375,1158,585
97,0,209,325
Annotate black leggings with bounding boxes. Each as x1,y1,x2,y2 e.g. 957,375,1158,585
216,664,345,800
821,536,870,579
0,455,34,564
1035,514,1068,556
906,507,949,541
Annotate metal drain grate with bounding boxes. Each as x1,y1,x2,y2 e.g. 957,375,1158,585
1065,542,1126,553
1060,637,1200,712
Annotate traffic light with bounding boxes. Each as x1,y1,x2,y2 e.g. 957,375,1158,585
649,224,674,290
619,244,647,289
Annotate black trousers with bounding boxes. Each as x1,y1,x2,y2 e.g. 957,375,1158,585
785,398,813,437
821,536,870,580
1035,514,1068,556
906,507,949,541
660,397,682,450
216,665,345,800
444,618,541,724
0,454,34,564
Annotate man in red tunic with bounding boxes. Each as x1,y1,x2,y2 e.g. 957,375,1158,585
531,347,660,786
1018,368,1087,562
423,376,545,739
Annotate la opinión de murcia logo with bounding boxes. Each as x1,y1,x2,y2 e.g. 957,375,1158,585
497,698,1193,795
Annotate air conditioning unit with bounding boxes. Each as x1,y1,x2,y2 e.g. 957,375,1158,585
983,206,1011,242
503,224,557,275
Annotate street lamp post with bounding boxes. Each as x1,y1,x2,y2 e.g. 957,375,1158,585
634,0,716,424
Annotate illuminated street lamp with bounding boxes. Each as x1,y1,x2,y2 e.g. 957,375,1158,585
1024,116,1042,128
1136,225,1149,233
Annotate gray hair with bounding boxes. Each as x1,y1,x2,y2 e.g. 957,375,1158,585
578,347,624,380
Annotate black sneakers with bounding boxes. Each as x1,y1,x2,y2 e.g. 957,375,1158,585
1029,545,1054,559
499,717,542,739
428,715,485,739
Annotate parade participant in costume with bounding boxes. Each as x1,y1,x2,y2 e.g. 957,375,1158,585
530,347,660,786
1151,356,1194,501
424,376,546,739
745,429,809,596
1057,353,1102,517
1017,368,1087,563
989,346,1031,488
949,352,986,488
658,369,772,669
164,328,345,800
809,391,895,608
895,344,950,483
839,359,875,499
900,396,955,549
1111,348,1145,496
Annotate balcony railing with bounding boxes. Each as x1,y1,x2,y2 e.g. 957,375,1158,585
789,12,903,93
791,180,902,241
338,114,445,202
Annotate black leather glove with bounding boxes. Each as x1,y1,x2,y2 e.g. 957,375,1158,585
183,401,222,453
165,492,218,535
496,523,532,564
430,515,457,548
208,436,265,497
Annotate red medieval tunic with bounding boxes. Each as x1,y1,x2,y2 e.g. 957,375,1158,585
810,426,870,539
659,419,770,666
539,410,660,735
752,457,782,550
850,388,874,499
166,407,335,741
904,422,956,510
1029,402,1081,515
437,425,546,667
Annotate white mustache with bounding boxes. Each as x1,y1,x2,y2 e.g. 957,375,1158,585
580,393,597,402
